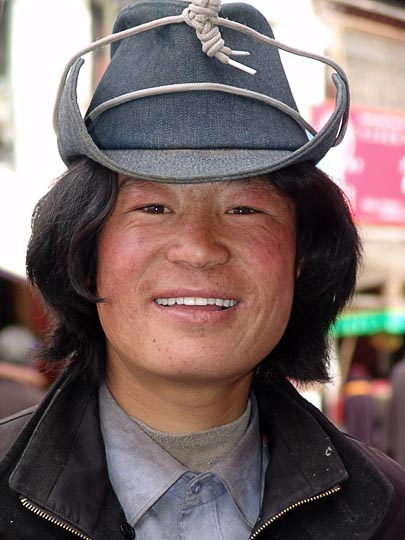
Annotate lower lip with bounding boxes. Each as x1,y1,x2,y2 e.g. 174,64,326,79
152,302,238,324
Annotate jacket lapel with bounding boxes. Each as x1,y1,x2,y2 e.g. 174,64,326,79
253,379,393,539
8,372,125,539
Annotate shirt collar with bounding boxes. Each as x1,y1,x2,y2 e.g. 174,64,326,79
211,393,266,526
99,384,187,524
98,384,266,527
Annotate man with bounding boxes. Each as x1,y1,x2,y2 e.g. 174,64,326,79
390,357,405,468
0,325,46,418
1,1,404,539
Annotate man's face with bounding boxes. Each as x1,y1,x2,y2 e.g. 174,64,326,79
97,177,296,388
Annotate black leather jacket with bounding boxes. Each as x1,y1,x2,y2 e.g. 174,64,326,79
1,369,405,540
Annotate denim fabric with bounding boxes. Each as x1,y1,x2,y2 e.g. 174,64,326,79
99,384,269,540
87,2,307,152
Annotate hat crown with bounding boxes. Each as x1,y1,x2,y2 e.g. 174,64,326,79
87,1,307,154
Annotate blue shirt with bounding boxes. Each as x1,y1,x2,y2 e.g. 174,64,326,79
99,385,269,540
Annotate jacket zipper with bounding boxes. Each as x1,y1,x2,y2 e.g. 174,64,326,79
248,485,342,539
20,497,92,540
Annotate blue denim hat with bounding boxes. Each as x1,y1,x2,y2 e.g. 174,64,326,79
55,0,350,183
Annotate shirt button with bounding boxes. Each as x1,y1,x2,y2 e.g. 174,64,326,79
191,482,202,494
120,522,135,539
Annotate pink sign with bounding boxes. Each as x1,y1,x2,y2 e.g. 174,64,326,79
311,103,405,226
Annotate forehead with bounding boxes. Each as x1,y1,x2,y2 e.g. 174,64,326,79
117,174,289,200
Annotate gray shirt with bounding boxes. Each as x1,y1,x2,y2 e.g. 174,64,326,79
99,385,269,540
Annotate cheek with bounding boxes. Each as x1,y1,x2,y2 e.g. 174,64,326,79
245,227,296,279
247,230,296,322
96,227,151,296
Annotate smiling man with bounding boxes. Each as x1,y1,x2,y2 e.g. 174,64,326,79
1,1,405,539
97,177,297,434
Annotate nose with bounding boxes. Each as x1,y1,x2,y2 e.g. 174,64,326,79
166,220,231,269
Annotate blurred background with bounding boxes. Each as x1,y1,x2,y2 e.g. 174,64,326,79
0,0,404,463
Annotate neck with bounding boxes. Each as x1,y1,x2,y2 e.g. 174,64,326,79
106,366,253,433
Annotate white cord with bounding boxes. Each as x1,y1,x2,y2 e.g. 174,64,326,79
182,0,256,75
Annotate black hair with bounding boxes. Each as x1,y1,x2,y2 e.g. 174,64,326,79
26,159,117,383
258,165,361,384
27,157,361,384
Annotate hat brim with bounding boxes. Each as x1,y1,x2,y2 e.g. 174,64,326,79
102,148,292,183
57,46,348,183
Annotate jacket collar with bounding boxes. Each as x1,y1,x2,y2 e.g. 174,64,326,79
255,379,348,521
252,378,393,539
8,371,125,538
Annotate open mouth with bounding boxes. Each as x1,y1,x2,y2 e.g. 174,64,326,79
154,297,238,310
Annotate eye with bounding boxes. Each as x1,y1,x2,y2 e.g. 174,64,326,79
227,206,259,215
139,204,171,214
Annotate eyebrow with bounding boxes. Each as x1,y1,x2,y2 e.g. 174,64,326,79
227,177,286,199
118,176,159,192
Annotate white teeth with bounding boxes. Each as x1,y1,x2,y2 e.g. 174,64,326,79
155,297,237,308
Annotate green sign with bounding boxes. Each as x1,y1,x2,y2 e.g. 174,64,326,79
331,310,405,337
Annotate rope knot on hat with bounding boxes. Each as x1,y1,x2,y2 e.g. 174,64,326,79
182,0,256,75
